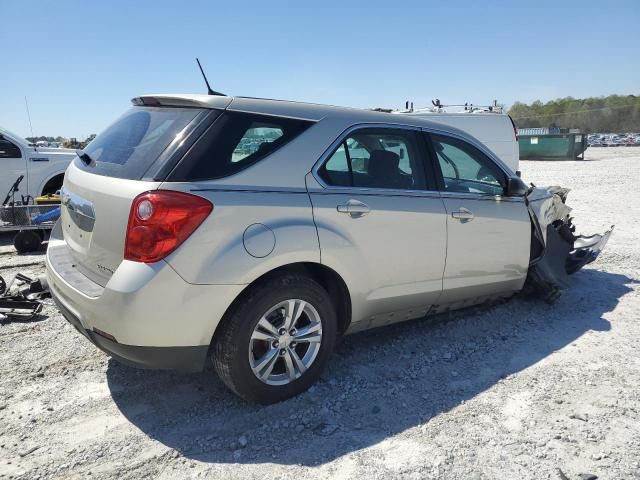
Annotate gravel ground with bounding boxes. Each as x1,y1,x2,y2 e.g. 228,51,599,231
1,147,639,480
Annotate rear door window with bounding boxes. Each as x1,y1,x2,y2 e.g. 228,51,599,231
169,112,313,181
318,128,429,190
76,107,205,179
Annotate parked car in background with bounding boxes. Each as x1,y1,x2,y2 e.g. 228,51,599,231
35,140,61,148
0,127,75,200
46,94,611,403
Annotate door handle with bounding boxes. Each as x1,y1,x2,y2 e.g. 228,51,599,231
337,201,370,217
451,207,474,221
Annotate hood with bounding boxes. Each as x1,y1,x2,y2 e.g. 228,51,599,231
33,146,76,154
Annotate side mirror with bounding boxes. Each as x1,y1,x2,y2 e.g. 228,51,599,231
506,176,528,196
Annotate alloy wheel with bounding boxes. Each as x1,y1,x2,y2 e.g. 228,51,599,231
248,299,323,386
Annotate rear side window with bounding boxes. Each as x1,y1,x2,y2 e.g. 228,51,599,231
233,125,283,162
76,107,204,179
169,112,313,181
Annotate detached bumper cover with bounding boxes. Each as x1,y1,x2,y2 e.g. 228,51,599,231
567,228,613,274
52,292,208,372
526,185,614,301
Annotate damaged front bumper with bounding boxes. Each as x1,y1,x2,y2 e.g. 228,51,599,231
525,186,613,302
568,228,614,274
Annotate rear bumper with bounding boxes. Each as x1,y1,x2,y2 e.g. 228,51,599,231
52,293,208,371
45,227,245,372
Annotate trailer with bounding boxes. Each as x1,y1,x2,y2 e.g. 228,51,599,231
1,175,60,253
1,203,60,253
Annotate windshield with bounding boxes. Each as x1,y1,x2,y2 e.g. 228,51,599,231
0,127,28,146
77,106,204,180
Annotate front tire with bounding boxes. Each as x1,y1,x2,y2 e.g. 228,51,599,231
212,274,337,404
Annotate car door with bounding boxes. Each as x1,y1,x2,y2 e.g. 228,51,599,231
426,132,530,304
0,135,26,201
308,126,447,331
26,147,55,196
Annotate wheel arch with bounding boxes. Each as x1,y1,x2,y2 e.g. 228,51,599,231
40,172,65,195
213,261,352,344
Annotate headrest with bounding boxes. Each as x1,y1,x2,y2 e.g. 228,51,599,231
368,150,400,179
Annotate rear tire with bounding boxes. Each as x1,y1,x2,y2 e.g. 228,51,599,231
212,274,337,404
14,230,43,254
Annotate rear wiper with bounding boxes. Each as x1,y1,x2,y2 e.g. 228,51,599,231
76,149,94,165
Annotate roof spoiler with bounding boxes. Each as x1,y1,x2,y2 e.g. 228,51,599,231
130,95,232,109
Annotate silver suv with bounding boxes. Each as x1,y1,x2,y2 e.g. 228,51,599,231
46,94,610,403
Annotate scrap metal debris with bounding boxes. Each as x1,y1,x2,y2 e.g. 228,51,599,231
18,445,40,458
569,412,589,422
0,272,50,322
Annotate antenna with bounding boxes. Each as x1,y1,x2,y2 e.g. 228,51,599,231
24,96,35,140
195,58,225,96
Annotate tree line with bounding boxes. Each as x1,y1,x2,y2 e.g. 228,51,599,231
26,134,96,149
25,135,66,143
508,94,640,132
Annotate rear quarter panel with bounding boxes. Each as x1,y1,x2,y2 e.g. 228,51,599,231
161,185,320,285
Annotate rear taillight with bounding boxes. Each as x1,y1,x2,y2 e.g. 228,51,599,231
124,191,213,263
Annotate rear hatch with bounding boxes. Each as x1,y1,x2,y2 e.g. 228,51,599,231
60,102,220,287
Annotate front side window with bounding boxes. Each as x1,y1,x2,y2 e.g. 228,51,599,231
319,128,427,190
431,134,505,195
0,137,21,158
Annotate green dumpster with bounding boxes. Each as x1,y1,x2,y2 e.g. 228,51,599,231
518,129,588,159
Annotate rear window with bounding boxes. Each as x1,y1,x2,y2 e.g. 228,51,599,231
168,111,313,181
75,106,204,179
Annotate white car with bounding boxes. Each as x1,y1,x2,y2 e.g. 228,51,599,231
0,127,76,201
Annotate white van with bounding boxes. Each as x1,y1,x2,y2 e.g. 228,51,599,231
392,108,520,173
